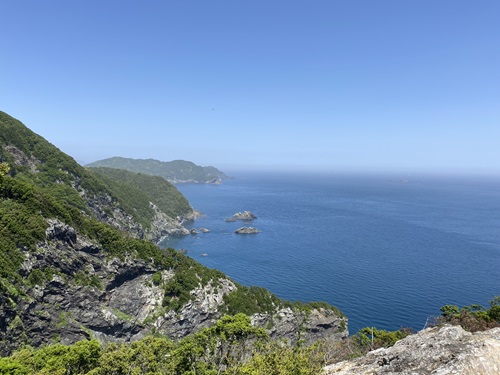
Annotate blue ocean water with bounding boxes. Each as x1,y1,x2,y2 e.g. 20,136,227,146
161,172,500,334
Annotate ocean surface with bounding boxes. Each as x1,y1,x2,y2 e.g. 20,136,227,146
161,171,500,334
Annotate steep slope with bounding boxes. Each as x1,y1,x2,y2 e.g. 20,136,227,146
89,167,196,241
0,111,347,355
0,111,192,243
87,156,227,184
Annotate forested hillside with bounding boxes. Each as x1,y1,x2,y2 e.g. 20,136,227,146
0,111,195,243
87,156,227,183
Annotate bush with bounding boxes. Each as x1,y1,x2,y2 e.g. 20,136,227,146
223,285,283,316
436,297,500,332
162,251,225,311
353,327,412,351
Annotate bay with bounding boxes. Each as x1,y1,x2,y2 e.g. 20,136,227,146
161,171,500,334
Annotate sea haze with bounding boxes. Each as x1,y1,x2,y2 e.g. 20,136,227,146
161,171,500,334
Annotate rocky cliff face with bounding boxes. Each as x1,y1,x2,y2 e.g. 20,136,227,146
83,189,146,240
0,219,347,355
325,325,500,375
253,306,347,345
146,202,190,242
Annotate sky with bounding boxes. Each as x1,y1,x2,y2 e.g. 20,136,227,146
1,1,499,175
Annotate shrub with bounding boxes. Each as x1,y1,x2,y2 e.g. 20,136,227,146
436,297,500,332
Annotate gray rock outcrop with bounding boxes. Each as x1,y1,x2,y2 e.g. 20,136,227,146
1,218,346,356
253,307,347,346
225,211,257,222
146,202,190,242
155,279,237,338
235,227,260,234
325,325,500,375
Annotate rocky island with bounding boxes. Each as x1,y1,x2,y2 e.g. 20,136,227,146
225,211,257,222
235,226,260,234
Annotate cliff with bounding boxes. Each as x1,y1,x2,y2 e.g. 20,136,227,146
1,216,347,355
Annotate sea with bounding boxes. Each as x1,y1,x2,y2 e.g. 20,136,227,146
161,171,500,334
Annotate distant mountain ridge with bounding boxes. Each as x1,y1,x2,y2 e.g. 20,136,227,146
86,157,227,184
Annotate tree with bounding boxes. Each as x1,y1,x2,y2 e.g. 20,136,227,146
0,162,10,179
238,341,324,375
171,313,268,374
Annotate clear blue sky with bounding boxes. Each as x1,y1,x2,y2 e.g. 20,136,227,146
1,1,499,175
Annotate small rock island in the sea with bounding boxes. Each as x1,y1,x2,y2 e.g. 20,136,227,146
225,211,257,222
235,227,260,234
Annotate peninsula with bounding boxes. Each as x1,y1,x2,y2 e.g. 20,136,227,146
86,156,227,184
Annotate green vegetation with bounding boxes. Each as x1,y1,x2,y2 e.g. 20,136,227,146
0,176,58,283
110,308,134,322
0,111,192,239
352,327,412,351
86,156,227,183
0,314,328,375
0,110,418,374
0,312,423,375
152,271,162,286
436,296,500,332
0,162,9,178
162,252,226,311
0,112,186,303
222,285,283,316
90,167,192,228
0,112,109,213
290,301,346,318
0,339,101,375
0,171,173,284
27,269,46,287
73,272,102,290
242,341,325,375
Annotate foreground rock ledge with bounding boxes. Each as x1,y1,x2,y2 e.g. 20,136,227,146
325,325,500,375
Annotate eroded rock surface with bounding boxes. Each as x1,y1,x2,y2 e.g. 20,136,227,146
225,211,257,222
253,307,347,346
1,219,347,355
325,325,500,375
235,227,260,234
